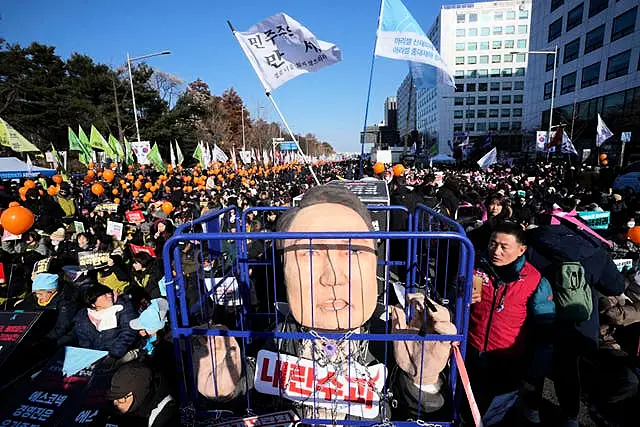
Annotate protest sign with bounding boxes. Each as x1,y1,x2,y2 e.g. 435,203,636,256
73,221,85,234
2,230,21,241
94,203,118,213
77,251,110,270
577,211,610,230
130,244,156,257
125,210,145,224
32,257,52,279
106,220,123,241
614,259,633,272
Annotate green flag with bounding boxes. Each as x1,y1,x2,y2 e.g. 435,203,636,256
124,137,135,165
148,143,166,172
68,127,83,151
193,143,202,165
89,125,115,158
108,135,125,161
77,127,94,166
175,140,184,165
0,117,40,152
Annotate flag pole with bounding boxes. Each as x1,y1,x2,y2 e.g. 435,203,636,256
359,0,384,179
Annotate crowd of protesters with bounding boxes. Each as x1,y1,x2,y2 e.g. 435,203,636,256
0,157,639,426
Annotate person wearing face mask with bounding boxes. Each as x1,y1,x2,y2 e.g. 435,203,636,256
130,252,163,302
107,361,179,427
73,284,139,369
56,183,76,220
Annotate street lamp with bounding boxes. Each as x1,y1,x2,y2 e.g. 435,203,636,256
126,50,172,142
511,46,558,152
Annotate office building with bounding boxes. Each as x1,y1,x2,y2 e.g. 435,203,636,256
416,0,533,155
523,0,639,153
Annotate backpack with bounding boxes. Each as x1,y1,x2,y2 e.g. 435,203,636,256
553,262,593,322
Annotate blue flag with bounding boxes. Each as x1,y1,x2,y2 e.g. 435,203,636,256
374,0,455,87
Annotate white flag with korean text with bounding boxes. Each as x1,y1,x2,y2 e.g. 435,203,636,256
561,130,578,155
477,147,497,169
233,13,342,92
596,113,613,147
213,144,229,163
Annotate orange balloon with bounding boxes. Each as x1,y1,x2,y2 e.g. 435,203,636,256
47,186,59,196
392,164,405,177
119,179,126,186
373,162,385,174
114,197,120,204
103,169,115,182
88,161,95,169
216,186,221,191
91,183,104,196
112,189,119,196
18,187,28,198
599,154,607,161
1,206,34,235
629,226,640,244
8,202,20,208
134,181,142,190
145,182,152,189
87,170,95,178
24,180,36,190
110,163,116,169
52,175,63,185
602,160,609,166
132,190,140,198
162,201,174,214
145,192,153,199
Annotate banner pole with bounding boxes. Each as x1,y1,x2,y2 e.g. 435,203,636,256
359,0,384,179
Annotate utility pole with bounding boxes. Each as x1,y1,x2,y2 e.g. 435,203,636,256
112,76,124,142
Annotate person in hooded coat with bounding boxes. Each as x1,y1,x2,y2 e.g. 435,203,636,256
23,188,66,233
107,361,179,427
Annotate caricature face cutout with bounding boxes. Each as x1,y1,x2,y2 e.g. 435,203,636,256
282,203,377,331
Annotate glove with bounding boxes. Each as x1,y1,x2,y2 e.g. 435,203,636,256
96,356,118,374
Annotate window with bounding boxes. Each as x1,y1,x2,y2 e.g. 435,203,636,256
465,123,475,132
489,109,499,118
493,40,502,49
479,82,488,91
548,17,563,42
480,55,489,64
611,7,637,42
560,72,577,94
514,81,525,90
456,56,465,65
506,11,516,20
456,43,465,51
455,70,464,78
468,56,477,64
519,10,529,19
585,25,605,53
477,122,487,132
469,13,478,22
512,121,522,130
456,29,466,37
606,49,631,80
454,97,464,105
544,81,554,100
466,97,476,105
502,81,512,90
505,25,515,34
518,25,528,34
505,40,515,49
588,0,608,18
469,28,478,36
500,122,510,131
480,41,490,50
456,83,465,92
481,12,492,22
467,70,478,78
481,27,490,36
504,54,514,63
454,123,463,132
454,110,464,119
515,53,526,62
546,53,555,71
494,12,503,20
581,61,600,87
490,96,500,104
492,55,501,63
457,13,466,23
502,95,512,104
491,82,501,91
551,0,564,13
494,26,503,35
515,67,525,76
502,68,513,77
491,68,500,77
489,122,498,131
567,3,584,31
517,39,527,49
478,96,488,104
478,69,488,78
513,108,523,117
468,42,478,51
514,94,523,103
501,108,511,117
467,83,477,92
564,38,580,63
466,109,476,118
478,109,487,118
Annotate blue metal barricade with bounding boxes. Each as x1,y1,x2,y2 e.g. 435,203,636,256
163,205,474,427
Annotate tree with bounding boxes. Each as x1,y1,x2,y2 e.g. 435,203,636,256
220,87,251,148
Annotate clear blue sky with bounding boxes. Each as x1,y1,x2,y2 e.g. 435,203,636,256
2,0,460,152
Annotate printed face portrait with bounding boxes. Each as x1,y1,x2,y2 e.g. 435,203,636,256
282,203,377,331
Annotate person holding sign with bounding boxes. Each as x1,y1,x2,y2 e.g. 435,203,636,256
193,185,456,422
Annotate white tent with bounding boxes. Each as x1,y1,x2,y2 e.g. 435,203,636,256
0,157,56,179
431,154,456,164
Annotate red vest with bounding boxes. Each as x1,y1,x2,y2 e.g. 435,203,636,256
468,260,541,356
